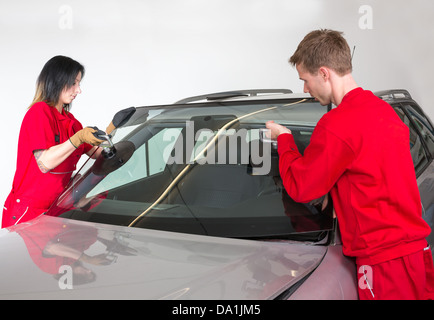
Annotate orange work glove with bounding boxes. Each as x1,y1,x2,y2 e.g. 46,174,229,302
106,107,136,135
69,127,104,148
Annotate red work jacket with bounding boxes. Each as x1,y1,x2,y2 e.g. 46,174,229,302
278,88,431,265
2,102,92,228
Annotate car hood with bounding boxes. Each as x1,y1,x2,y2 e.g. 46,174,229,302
0,215,326,300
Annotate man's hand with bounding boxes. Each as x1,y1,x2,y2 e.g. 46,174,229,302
265,121,292,140
309,194,329,211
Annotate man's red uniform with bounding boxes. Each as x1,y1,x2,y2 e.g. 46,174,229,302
277,87,433,299
2,102,92,228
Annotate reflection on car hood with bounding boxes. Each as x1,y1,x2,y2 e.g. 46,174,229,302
0,216,326,300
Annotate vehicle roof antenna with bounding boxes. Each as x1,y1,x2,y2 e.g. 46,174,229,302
351,45,356,63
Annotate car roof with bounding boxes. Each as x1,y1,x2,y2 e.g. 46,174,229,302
374,89,412,103
121,90,321,130
174,89,311,104
173,87,417,108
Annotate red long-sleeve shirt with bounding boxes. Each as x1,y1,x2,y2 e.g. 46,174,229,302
2,102,92,228
278,88,431,265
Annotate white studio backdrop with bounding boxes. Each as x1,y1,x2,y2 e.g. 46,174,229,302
1,0,433,223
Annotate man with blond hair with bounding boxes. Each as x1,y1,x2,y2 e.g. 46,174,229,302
266,29,434,300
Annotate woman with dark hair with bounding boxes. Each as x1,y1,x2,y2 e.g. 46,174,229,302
2,56,103,228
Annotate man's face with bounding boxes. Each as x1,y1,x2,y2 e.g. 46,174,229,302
296,64,331,106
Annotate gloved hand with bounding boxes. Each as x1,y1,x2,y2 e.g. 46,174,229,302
69,127,104,148
106,107,136,135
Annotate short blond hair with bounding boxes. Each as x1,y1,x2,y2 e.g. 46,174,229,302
289,29,352,76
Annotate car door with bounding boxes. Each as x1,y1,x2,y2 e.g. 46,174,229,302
393,102,434,250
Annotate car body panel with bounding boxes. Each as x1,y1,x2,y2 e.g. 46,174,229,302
289,245,358,300
0,215,327,300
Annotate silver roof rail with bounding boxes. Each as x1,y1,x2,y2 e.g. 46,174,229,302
175,89,293,104
375,89,412,100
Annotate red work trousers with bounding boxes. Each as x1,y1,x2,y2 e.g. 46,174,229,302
357,246,434,300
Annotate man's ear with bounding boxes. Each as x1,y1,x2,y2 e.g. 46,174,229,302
318,67,330,81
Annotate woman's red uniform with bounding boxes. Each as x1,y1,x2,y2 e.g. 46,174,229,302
2,102,92,228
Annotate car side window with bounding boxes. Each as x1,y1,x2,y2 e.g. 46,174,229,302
88,127,183,196
394,106,429,176
404,104,434,159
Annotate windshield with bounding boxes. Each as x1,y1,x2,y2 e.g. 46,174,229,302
46,98,334,240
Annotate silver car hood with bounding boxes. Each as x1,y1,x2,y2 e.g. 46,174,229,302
0,215,326,300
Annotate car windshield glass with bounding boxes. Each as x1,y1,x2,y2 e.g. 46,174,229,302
46,98,334,241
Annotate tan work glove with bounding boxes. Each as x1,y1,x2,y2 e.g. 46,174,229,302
106,107,136,135
105,122,116,136
69,127,104,148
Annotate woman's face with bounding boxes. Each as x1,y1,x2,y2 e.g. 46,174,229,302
59,72,82,106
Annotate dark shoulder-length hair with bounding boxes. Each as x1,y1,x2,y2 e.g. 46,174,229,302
30,55,85,112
